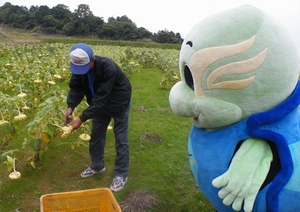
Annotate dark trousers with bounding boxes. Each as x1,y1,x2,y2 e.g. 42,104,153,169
89,105,130,178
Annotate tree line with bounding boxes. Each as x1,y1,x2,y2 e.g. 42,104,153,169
0,2,183,44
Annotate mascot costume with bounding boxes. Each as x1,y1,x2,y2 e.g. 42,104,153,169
169,5,300,212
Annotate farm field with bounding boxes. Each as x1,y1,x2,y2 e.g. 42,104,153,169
0,33,215,211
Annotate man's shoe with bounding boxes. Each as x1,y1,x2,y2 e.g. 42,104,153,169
80,167,106,178
110,176,128,192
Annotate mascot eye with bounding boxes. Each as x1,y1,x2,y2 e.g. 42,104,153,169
184,65,194,90
186,41,193,47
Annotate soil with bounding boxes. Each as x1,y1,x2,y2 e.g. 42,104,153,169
119,189,160,212
139,133,162,143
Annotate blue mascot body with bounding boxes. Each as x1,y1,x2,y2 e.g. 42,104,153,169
189,83,300,211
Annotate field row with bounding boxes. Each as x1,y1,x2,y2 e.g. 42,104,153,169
0,43,180,176
0,43,180,123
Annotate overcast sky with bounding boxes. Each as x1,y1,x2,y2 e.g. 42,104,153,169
2,0,300,54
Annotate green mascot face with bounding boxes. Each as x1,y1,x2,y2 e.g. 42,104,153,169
169,5,299,129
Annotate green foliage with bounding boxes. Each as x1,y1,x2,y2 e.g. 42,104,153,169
153,29,183,44
0,3,183,44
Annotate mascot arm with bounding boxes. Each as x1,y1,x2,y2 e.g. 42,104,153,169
212,138,273,211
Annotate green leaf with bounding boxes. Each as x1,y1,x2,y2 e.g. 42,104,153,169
42,124,56,139
22,138,28,149
3,160,13,171
6,155,14,163
0,154,8,163
28,138,42,151
38,96,59,108
84,124,90,131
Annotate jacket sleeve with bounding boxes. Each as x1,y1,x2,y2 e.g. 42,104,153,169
79,62,117,122
67,74,85,111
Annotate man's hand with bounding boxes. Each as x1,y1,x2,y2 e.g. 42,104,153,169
212,138,273,212
69,118,83,131
64,108,73,124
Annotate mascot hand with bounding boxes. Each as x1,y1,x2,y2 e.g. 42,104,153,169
212,138,273,211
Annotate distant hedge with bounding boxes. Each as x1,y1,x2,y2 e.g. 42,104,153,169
37,36,181,50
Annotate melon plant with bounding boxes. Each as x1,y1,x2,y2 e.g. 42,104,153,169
0,42,180,185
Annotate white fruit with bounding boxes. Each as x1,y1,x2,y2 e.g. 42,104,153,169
79,133,91,141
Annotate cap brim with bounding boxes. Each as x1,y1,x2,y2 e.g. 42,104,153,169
70,62,90,75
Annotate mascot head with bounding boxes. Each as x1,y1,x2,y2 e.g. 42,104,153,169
169,5,299,130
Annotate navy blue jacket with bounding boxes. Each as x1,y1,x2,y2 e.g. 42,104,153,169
67,56,131,122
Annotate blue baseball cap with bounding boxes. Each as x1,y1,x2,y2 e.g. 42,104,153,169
69,43,94,75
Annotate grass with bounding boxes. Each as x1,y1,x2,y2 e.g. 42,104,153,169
37,37,181,50
0,26,40,44
0,68,215,212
